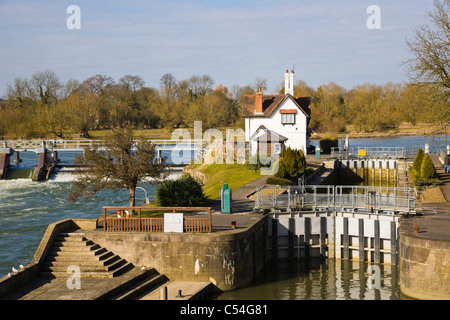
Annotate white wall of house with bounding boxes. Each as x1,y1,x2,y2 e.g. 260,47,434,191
245,97,309,155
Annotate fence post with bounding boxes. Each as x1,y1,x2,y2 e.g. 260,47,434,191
103,207,106,231
208,208,212,232
138,207,142,232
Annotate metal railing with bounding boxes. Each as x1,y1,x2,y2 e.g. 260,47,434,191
331,147,406,159
254,185,415,213
102,206,212,233
2,139,207,152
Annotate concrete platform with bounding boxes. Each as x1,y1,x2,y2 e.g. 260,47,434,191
139,281,213,300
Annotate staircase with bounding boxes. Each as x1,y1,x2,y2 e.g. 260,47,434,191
41,232,133,278
39,232,172,299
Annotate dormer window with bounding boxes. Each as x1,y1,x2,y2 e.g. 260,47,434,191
280,109,296,125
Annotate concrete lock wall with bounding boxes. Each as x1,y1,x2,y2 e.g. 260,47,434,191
334,159,398,187
399,218,450,300
269,211,399,264
85,215,268,292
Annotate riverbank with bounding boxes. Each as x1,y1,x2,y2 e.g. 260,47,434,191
311,123,443,140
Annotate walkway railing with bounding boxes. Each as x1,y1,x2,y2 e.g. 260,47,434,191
2,139,207,152
331,147,406,159
254,185,415,214
102,206,212,233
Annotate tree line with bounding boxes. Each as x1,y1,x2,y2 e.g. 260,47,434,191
0,71,253,139
1,69,448,140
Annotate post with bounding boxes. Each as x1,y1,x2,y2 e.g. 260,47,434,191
159,286,168,300
358,219,364,262
374,219,380,264
271,217,278,261
343,217,349,260
304,217,311,259
390,220,397,265
138,207,142,232
103,207,107,231
208,208,212,232
320,217,327,257
288,216,294,260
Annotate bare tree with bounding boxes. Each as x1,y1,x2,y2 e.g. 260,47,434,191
68,126,168,207
30,70,61,105
405,0,450,94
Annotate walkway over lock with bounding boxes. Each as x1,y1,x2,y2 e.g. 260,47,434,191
331,147,406,159
254,185,416,214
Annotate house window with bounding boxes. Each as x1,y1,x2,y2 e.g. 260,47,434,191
281,113,295,124
274,143,282,154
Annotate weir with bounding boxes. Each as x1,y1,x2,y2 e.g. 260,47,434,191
0,139,205,181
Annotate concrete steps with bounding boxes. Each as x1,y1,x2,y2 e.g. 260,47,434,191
40,232,134,278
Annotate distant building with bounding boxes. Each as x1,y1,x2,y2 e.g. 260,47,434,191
242,70,311,156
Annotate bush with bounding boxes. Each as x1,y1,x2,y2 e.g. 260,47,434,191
155,175,207,207
274,146,306,179
266,176,293,186
247,154,273,172
413,148,424,172
420,154,437,179
414,178,443,187
319,137,338,154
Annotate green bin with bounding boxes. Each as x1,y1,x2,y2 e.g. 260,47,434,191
220,183,232,213
315,146,321,159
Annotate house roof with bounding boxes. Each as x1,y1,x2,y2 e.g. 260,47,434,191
242,93,311,118
249,125,288,142
256,131,288,142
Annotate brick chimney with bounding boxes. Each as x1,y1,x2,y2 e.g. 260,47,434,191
255,87,263,114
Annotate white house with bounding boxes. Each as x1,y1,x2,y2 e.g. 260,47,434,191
243,70,311,156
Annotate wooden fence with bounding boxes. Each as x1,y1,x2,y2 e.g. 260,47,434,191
102,206,212,233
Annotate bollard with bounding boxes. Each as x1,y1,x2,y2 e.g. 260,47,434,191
414,225,419,234
231,221,236,229
159,286,168,300
176,289,183,298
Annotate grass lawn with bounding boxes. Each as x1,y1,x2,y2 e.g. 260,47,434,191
190,163,263,200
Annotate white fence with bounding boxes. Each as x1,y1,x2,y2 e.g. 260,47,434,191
2,139,207,152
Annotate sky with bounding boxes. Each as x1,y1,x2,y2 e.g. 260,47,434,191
0,0,438,96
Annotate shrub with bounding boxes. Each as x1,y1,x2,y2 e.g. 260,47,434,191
413,148,424,172
247,154,273,172
266,176,293,186
420,154,436,179
414,178,443,187
155,175,207,206
319,137,338,154
274,146,306,179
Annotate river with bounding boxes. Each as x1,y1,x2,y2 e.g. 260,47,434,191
1,135,448,299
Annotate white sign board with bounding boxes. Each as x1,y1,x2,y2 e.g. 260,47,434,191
164,213,184,233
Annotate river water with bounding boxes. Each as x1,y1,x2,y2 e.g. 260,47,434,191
1,135,448,299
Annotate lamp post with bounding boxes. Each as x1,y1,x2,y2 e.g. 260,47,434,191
136,186,150,205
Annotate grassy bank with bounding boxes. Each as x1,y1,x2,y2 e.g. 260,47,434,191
187,163,262,200
311,123,442,140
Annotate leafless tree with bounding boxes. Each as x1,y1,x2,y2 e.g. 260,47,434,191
68,125,168,207
405,0,450,95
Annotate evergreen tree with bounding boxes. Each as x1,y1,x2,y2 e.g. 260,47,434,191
413,147,424,172
274,146,306,179
420,153,436,179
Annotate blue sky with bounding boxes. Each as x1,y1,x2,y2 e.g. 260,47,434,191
0,0,437,96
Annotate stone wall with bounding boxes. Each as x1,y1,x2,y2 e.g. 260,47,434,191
85,215,268,292
399,217,450,300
